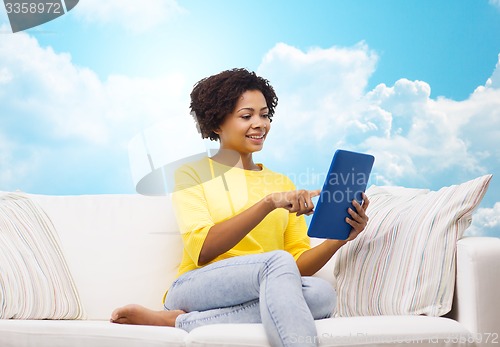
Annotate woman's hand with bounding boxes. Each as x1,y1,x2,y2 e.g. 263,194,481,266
345,192,370,241
266,189,321,216
295,192,370,276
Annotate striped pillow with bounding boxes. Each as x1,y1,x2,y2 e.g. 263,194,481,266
333,175,492,317
0,192,84,319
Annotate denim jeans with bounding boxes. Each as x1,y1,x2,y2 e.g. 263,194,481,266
164,250,336,347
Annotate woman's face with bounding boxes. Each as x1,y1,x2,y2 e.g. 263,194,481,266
216,90,271,155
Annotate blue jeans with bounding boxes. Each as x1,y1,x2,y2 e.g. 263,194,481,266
164,250,336,347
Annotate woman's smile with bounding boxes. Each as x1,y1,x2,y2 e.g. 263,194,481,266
246,131,266,144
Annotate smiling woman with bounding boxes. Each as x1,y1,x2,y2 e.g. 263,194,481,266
111,68,370,347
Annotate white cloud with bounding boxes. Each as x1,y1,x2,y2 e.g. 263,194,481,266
0,11,8,27
0,30,192,192
489,0,500,9
0,131,40,191
0,31,188,144
466,202,500,237
0,134,16,187
258,42,378,150
256,43,500,192
362,79,493,186
0,67,12,84
74,0,185,33
474,203,500,228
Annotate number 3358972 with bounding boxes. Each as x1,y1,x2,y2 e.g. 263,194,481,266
5,2,62,14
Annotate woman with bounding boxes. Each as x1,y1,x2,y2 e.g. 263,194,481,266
111,68,369,347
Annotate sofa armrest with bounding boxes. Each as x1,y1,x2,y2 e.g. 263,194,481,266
453,236,500,337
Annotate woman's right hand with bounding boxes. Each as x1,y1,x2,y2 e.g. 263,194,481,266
266,189,321,216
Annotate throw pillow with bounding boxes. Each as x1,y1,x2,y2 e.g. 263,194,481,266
0,192,84,319
333,175,492,317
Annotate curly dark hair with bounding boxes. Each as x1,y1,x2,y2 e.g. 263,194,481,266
190,68,278,141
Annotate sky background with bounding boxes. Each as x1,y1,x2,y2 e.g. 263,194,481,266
1,0,500,237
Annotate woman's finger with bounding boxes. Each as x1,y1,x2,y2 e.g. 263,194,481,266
361,192,370,210
310,189,321,197
352,199,369,222
345,217,362,231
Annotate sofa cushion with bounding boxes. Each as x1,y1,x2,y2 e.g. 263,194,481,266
0,319,187,347
185,316,473,346
333,175,492,317
0,192,84,319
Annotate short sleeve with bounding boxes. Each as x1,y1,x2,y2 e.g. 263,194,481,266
171,165,214,266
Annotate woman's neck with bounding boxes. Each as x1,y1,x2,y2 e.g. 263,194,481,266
211,149,261,171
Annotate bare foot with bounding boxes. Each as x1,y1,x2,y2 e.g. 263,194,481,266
110,304,185,326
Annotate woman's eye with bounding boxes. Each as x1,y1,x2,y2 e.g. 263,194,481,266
241,115,251,120
261,114,270,118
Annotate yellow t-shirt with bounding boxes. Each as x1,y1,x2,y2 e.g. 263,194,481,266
171,157,311,277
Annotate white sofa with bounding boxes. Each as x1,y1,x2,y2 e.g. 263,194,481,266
0,193,499,347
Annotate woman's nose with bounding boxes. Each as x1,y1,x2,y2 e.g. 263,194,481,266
252,116,267,129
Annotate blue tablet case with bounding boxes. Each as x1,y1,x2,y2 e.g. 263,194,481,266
307,150,374,240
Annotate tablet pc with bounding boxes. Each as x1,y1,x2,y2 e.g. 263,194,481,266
307,149,374,240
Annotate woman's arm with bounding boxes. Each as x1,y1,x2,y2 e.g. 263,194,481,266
198,190,319,265
296,195,370,276
198,197,274,265
295,239,347,276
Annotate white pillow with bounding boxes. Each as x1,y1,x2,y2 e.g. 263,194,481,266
333,175,492,317
0,193,84,319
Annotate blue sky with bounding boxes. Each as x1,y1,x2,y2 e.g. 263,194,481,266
1,0,500,237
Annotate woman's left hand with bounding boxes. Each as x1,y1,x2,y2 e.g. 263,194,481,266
345,192,370,241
